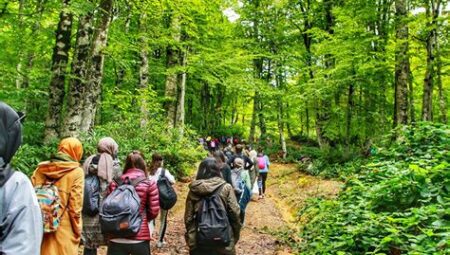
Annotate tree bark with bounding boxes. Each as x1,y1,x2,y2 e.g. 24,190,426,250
80,0,113,133
138,13,150,128
176,49,187,131
422,0,441,121
249,92,258,144
164,15,181,128
393,0,410,126
44,0,73,142
62,13,93,137
346,83,354,145
435,26,447,123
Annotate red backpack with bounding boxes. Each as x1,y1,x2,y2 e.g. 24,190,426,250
257,157,265,170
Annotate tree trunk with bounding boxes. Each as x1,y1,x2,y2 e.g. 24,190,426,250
44,0,73,142
139,13,150,128
393,0,410,126
62,13,93,137
249,92,258,145
15,0,25,89
346,82,354,145
277,100,287,159
435,26,447,123
286,103,293,138
422,0,441,122
164,16,181,129
176,49,187,131
80,0,113,133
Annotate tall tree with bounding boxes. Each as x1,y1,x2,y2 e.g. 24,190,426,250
62,12,93,137
80,0,113,133
421,0,441,121
393,0,410,126
44,0,73,142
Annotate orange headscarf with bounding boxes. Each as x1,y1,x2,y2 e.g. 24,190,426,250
58,137,83,162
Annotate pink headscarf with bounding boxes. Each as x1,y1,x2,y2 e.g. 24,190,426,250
83,137,118,182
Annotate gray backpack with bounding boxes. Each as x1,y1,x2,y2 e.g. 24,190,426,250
100,176,146,237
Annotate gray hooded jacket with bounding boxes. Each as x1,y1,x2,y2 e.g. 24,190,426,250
0,102,43,255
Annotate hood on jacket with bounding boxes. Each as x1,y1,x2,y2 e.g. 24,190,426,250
0,102,23,186
188,177,226,201
0,102,22,167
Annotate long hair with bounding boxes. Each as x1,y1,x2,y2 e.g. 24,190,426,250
213,151,226,167
149,153,163,175
196,158,222,180
123,150,147,176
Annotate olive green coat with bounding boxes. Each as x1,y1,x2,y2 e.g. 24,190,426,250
184,177,242,255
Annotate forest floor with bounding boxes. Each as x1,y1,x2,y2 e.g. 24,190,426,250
90,163,341,255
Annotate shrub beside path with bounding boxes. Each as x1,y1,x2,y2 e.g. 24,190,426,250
92,163,341,255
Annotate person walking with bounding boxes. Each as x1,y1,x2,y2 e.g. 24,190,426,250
148,153,175,248
247,146,258,189
106,151,160,255
213,151,233,186
227,144,253,171
185,158,241,255
82,137,120,255
231,158,251,224
257,151,270,199
32,137,85,255
0,102,43,255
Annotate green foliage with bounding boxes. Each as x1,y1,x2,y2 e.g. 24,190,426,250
12,118,204,178
291,123,450,254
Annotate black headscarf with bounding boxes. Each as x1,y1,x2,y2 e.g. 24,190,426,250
0,102,22,186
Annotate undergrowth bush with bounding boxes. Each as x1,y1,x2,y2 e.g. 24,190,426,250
287,123,449,254
12,118,205,178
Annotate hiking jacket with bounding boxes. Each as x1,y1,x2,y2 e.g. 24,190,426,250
32,157,84,255
0,102,43,255
231,168,251,193
0,168,43,255
185,177,241,254
220,164,233,186
107,168,160,241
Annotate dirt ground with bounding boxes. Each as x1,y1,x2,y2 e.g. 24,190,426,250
85,163,341,255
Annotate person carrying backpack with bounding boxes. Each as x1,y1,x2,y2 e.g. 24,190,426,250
257,151,270,199
185,158,241,255
148,153,175,248
104,151,159,255
227,144,253,170
32,137,84,255
231,158,251,224
213,151,233,186
0,102,43,255
82,137,120,255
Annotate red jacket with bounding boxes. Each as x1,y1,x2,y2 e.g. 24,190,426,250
107,168,160,240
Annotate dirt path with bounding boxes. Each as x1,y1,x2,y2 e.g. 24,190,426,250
149,163,341,255
92,163,341,255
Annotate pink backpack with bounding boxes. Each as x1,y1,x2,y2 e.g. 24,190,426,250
257,157,265,170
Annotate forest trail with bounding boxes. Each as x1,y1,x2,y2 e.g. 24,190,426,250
93,163,341,255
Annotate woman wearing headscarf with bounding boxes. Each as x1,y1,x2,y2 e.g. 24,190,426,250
32,137,85,255
82,137,120,255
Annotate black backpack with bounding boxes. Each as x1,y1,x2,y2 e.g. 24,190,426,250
196,183,231,247
82,155,101,216
100,176,146,237
82,174,101,216
157,169,177,210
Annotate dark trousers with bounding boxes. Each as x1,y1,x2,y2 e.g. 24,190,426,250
107,241,150,255
258,172,268,195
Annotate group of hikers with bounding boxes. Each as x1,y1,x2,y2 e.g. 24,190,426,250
0,101,270,255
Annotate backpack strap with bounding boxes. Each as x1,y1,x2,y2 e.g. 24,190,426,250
130,176,148,187
160,168,166,179
113,176,123,186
